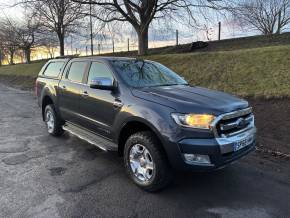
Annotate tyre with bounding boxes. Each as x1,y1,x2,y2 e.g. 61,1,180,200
44,104,64,136
124,131,172,192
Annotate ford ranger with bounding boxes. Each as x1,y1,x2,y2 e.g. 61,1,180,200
36,57,256,191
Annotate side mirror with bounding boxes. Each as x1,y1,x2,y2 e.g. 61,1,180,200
89,77,115,90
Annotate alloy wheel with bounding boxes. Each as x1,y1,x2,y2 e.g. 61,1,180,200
46,110,55,133
129,144,155,182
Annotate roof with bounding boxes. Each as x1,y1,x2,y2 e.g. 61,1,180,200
54,55,139,62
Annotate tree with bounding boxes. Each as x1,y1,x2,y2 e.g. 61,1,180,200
0,19,18,65
40,33,59,58
73,0,214,55
21,0,85,56
0,36,4,66
0,14,41,64
227,0,290,35
16,14,40,63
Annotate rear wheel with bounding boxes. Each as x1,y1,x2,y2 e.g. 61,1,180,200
124,131,172,192
44,104,64,136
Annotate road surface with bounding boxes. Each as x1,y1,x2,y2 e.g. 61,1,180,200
0,84,289,218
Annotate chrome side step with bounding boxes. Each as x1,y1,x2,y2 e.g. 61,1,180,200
62,123,117,151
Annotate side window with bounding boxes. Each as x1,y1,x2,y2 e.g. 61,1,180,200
43,62,64,77
87,62,114,84
67,62,87,83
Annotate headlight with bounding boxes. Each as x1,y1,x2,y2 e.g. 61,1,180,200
171,113,216,129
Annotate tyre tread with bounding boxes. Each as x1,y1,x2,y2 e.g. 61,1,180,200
45,104,64,137
124,131,172,192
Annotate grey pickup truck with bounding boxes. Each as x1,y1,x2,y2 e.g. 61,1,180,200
35,56,256,191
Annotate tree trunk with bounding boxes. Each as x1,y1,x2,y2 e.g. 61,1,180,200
58,34,65,56
0,50,2,67
137,26,149,56
24,48,31,64
276,10,282,34
49,51,53,59
9,52,14,65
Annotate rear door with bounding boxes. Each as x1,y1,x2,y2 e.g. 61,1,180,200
78,61,119,138
58,61,89,124
37,60,65,105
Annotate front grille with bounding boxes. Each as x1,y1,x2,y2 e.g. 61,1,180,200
215,108,254,137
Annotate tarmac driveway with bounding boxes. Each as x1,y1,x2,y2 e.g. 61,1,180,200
0,84,289,218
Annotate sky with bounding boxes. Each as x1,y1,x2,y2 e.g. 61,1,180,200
0,0,255,59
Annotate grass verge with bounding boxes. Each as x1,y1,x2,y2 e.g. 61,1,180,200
150,45,290,97
0,45,290,97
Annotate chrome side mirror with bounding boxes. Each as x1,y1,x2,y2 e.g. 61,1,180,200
89,77,115,90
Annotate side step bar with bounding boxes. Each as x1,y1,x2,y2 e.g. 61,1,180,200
63,123,117,151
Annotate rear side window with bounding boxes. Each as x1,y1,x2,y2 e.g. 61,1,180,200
43,62,64,77
67,62,87,83
87,62,114,84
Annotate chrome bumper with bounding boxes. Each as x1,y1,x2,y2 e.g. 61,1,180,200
216,127,256,154
208,107,256,155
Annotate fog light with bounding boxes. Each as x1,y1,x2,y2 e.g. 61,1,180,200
183,154,211,165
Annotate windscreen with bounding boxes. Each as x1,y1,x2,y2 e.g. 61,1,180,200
110,60,188,88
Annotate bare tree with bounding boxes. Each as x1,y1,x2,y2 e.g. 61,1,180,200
0,36,4,66
73,0,216,55
203,24,214,41
16,14,41,63
0,19,18,65
0,14,41,64
40,33,59,58
227,0,290,35
21,0,86,56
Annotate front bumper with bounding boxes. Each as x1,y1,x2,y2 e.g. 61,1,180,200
165,127,257,171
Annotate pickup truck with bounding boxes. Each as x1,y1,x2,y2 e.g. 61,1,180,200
36,56,256,191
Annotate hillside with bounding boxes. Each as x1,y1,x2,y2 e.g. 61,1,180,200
152,45,290,97
0,44,290,97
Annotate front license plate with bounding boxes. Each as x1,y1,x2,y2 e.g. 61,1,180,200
233,136,253,152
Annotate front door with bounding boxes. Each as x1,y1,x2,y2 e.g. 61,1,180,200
78,61,120,139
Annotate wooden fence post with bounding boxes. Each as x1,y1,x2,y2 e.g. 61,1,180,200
218,22,221,41
176,30,179,46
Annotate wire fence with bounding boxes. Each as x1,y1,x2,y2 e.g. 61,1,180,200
4,20,290,64
62,28,221,57
60,21,257,57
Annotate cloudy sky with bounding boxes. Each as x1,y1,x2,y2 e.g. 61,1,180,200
0,0,253,57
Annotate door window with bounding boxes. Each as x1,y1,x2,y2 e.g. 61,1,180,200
67,62,88,83
43,62,64,77
87,62,114,84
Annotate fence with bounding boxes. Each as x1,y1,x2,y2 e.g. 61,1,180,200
3,21,289,64
61,21,227,57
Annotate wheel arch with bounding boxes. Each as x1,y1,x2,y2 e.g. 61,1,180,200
117,118,167,157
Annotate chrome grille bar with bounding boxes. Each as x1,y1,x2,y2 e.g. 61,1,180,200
210,107,254,138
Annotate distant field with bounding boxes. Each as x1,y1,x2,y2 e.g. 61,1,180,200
0,44,290,97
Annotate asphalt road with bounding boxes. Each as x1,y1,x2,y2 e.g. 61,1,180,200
0,84,290,218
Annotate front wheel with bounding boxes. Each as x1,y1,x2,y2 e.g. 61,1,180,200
44,104,64,136
124,131,172,192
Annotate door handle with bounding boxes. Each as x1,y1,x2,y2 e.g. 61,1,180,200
61,85,66,90
113,100,123,108
81,91,89,98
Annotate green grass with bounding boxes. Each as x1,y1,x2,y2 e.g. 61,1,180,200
149,45,290,97
0,61,45,77
0,45,290,97
0,61,46,90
